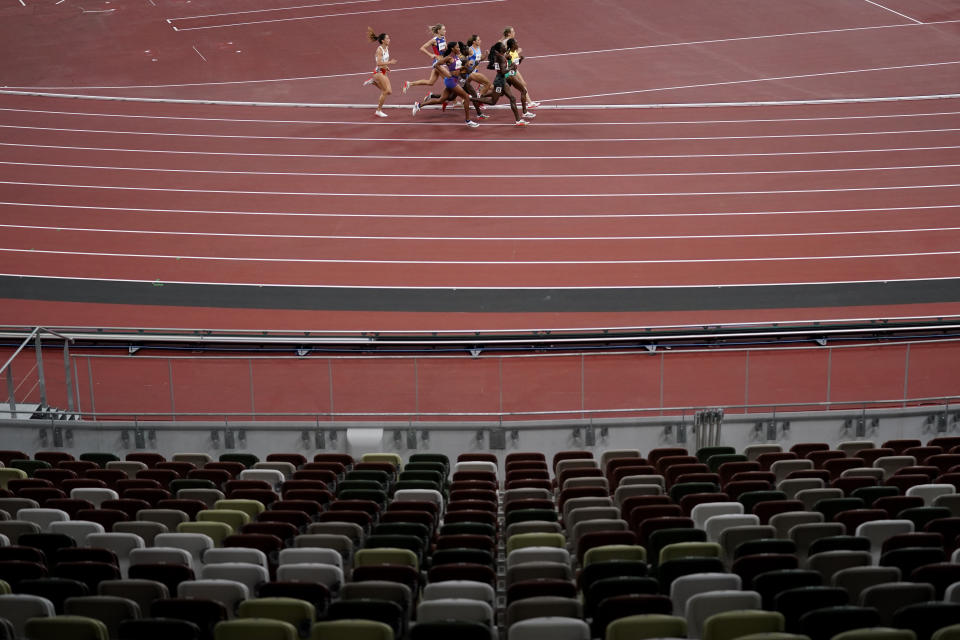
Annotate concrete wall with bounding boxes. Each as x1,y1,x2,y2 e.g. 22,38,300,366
2,403,956,470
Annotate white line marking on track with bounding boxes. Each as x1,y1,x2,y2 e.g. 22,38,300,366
170,0,505,31
546,61,960,102
3,142,956,161
4,223,958,242
4,160,959,179
17,0,25,6
534,20,960,61
863,0,923,24
4,123,959,142
191,46,207,63
1,201,954,220
168,0,380,21
4,272,958,291
3,180,959,197
4,106,960,127
3,89,958,110
4,19,958,90
2,247,958,265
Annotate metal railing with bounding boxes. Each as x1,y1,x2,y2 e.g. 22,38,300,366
2,325,960,425
1,327,74,419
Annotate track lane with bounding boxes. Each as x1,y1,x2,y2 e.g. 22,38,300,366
2,94,959,324
2,203,957,237
1,249,957,287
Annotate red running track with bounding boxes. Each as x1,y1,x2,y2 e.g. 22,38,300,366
0,0,959,333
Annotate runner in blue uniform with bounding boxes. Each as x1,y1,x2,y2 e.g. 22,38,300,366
412,42,484,128
403,24,447,95
464,34,492,96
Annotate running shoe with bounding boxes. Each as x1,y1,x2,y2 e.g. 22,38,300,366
527,101,541,108
476,112,490,119
412,102,421,116
362,77,374,87
465,120,479,128
441,102,448,111
375,110,388,118
522,111,536,119
402,81,410,94
515,120,528,126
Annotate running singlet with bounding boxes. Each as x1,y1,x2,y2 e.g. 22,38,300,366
432,35,447,57
466,45,482,73
444,56,462,88
505,51,519,78
375,45,389,72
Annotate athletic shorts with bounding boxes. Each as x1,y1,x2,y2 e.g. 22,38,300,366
444,77,458,90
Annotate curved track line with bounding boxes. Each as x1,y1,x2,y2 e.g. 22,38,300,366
6,272,960,291
3,180,958,197
4,223,958,242
6,19,958,90
5,160,959,179
547,61,960,102
165,0,381,21
4,142,957,160
3,247,958,265
4,89,960,110
4,106,960,126
5,124,959,141
2,201,954,219
168,0,506,32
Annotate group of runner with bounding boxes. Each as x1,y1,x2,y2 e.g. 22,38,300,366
364,24,539,127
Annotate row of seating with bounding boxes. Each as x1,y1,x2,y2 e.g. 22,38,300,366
0,440,959,639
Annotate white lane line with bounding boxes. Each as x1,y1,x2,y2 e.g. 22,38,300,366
168,0,380,21
2,246,958,265
3,106,960,126
4,141,957,161
8,19,960,89
5,123,959,141
863,0,923,24
2,201,955,220
170,0,505,31
5,160,959,179
146,0,155,6
4,223,958,242
3,180,959,197
546,61,960,102
191,46,207,63
17,0,25,6
5,271,958,291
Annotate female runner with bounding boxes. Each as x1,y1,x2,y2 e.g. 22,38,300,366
504,38,535,119
412,42,484,127
472,41,528,126
402,24,446,94
464,34,492,96
500,26,539,107
363,28,397,117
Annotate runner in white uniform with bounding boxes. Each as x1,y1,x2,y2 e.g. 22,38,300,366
363,27,397,117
